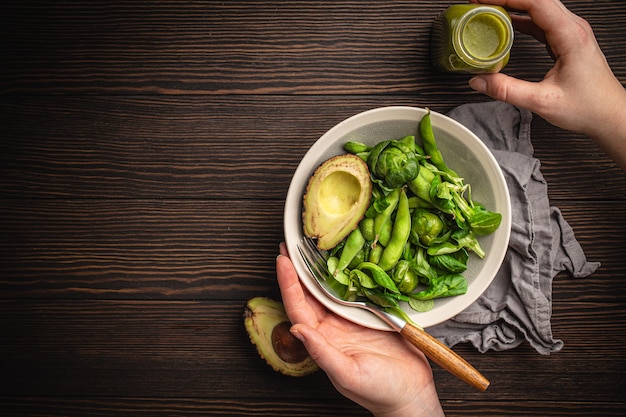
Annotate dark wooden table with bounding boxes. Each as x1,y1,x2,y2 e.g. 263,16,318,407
2,1,626,416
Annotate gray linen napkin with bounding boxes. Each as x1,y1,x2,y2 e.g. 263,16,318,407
427,101,600,355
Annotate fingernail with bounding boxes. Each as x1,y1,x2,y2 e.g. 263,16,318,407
469,76,487,92
290,327,305,343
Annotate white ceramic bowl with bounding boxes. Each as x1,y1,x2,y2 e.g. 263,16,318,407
284,106,511,330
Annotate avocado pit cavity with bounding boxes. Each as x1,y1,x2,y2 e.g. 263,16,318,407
319,171,362,215
244,297,318,377
303,154,372,250
272,321,310,363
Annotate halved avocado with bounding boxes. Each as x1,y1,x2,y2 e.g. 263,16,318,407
244,297,319,377
302,154,372,250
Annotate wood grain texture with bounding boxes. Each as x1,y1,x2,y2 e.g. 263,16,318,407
1,0,626,416
1,398,625,417
2,96,625,199
2,1,625,95
1,201,624,300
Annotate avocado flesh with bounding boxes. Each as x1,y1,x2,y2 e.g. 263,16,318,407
302,154,372,250
244,297,319,377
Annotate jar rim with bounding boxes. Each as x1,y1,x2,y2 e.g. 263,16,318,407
452,6,514,66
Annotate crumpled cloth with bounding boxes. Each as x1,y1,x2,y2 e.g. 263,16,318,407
427,101,600,355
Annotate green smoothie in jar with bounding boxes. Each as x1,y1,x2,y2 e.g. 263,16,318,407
431,4,513,73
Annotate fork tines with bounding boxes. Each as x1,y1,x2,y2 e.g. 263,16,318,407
298,237,330,282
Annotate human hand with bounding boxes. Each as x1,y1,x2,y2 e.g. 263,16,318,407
276,242,445,417
468,0,626,170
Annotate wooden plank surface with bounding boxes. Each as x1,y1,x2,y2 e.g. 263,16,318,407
1,1,626,416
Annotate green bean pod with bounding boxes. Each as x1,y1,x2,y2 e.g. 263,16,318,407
377,188,411,271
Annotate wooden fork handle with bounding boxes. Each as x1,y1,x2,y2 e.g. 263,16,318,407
400,322,490,391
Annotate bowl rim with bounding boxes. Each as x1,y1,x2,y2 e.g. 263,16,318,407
284,106,511,330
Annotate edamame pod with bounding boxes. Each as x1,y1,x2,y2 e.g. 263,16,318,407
420,109,458,178
373,188,400,245
378,217,393,247
348,247,368,270
327,256,350,285
408,195,434,210
344,141,372,154
378,188,411,271
336,227,365,272
368,244,383,264
408,164,436,205
359,217,375,241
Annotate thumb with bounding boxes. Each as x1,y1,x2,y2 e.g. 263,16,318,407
469,73,548,111
290,324,356,378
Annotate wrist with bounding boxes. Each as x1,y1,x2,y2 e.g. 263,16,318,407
583,86,626,172
370,381,445,417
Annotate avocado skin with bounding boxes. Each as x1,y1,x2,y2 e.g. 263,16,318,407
244,297,319,377
302,154,372,250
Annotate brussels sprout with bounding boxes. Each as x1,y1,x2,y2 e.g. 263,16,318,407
392,260,411,284
367,140,420,189
393,260,419,293
410,208,444,246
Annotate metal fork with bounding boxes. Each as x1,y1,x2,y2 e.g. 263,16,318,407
297,236,490,392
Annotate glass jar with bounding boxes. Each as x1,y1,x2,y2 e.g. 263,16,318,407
431,4,514,74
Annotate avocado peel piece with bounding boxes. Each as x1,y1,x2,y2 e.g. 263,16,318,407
302,154,372,250
244,297,319,377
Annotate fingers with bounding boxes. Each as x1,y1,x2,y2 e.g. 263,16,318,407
473,0,579,36
510,14,547,45
275,253,358,386
289,323,357,382
276,253,321,327
279,241,289,257
469,73,555,114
